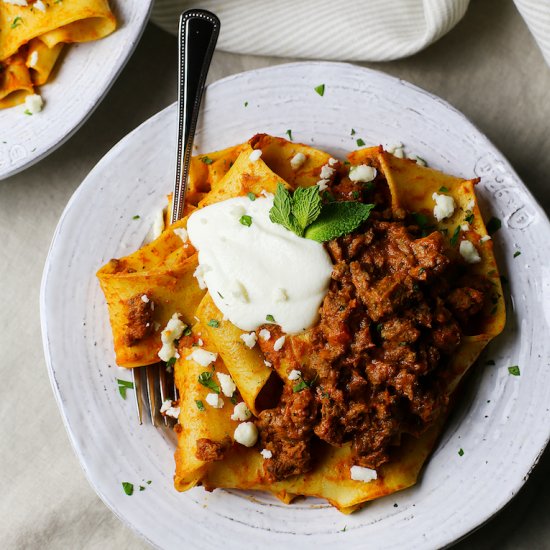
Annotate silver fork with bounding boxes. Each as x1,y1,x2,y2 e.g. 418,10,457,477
132,9,220,426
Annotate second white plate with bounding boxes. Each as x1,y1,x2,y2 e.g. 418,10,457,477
0,0,153,181
41,62,550,549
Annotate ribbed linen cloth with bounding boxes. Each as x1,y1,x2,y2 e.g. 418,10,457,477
151,0,550,65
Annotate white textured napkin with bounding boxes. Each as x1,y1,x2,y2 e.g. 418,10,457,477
151,0,550,65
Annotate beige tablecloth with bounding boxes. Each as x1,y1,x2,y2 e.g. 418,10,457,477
1,0,550,548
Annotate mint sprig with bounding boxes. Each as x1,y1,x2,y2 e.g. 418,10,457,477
305,202,374,242
269,183,374,242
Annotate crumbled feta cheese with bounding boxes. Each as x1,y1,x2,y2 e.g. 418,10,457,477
406,153,427,166
205,393,224,409
197,338,203,347
320,164,335,179
193,264,211,289
140,294,149,303
290,152,306,170
273,335,286,351
328,158,338,166
24,94,43,114
234,422,258,447
461,223,470,231
350,465,378,483
273,287,288,302
249,149,262,162
316,179,330,191
173,227,188,242
260,449,273,459
259,329,271,341
151,208,165,240
228,280,249,303
264,360,272,368
432,192,456,221
459,240,481,263
288,369,301,381
217,372,237,397
387,143,405,158
186,348,218,367
34,0,46,11
231,402,252,421
158,313,185,362
466,199,475,211
480,235,492,243
240,331,257,348
349,164,377,183
29,51,39,67
160,400,180,419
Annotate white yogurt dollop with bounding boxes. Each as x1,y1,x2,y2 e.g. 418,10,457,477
187,195,333,334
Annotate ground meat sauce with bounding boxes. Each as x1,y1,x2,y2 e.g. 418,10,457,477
124,294,153,346
195,437,230,462
255,165,490,482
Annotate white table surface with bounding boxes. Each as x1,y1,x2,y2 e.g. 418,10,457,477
1,1,550,548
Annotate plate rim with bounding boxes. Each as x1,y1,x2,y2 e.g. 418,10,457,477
40,60,550,550
0,0,154,181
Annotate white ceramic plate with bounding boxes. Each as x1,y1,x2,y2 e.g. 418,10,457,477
0,0,153,181
41,62,550,549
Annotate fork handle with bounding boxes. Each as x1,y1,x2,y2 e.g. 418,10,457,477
172,9,221,224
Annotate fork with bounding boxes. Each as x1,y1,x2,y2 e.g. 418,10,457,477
132,9,220,426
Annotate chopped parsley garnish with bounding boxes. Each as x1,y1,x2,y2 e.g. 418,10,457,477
146,480,152,484
464,212,474,224
166,357,176,370
122,482,134,495
207,319,220,328
24,109,32,116
200,156,214,165
139,485,146,491
508,365,521,376
198,371,220,393
244,101,248,107
117,379,134,399
230,395,238,405
513,250,521,258
247,192,256,201
266,314,275,322
11,16,23,29
183,326,192,336
438,186,449,193
286,129,293,141
486,216,502,235
356,138,366,147
352,190,360,200
450,226,461,246
132,215,140,220
195,400,205,411
293,373,318,393
350,128,356,136
314,84,325,96
239,215,253,227
458,448,464,457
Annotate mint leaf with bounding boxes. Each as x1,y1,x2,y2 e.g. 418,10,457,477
304,202,374,242
269,183,298,234
292,186,322,232
198,371,220,393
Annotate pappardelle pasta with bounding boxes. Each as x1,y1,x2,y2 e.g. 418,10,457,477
0,0,116,110
97,134,505,512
